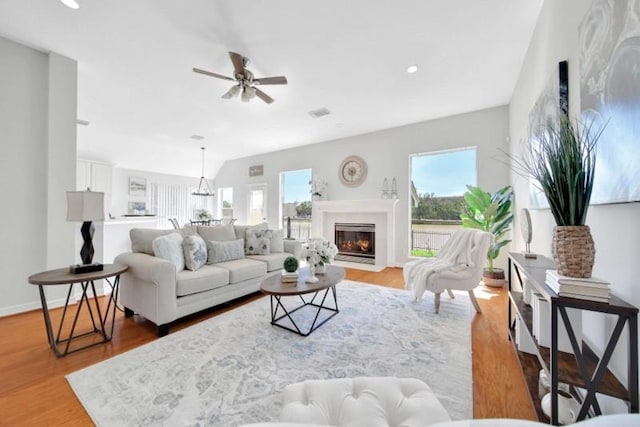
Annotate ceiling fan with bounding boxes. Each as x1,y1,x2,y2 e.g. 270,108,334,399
193,51,288,104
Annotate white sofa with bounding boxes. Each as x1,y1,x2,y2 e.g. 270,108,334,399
114,223,301,336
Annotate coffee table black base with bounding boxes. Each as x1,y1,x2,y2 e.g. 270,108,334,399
269,286,338,336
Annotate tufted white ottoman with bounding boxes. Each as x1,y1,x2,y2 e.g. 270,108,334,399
278,377,451,427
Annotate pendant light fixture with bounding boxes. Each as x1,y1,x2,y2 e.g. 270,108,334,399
193,147,215,197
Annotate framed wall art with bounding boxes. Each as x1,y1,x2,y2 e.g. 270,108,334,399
579,0,640,204
129,176,147,197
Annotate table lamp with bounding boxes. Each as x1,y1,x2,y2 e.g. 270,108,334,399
66,190,105,274
283,203,297,239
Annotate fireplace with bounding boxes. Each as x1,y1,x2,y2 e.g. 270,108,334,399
334,223,375,264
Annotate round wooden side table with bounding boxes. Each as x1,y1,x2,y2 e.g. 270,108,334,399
28,264,128,357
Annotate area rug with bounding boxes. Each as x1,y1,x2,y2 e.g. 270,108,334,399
66,281,473,426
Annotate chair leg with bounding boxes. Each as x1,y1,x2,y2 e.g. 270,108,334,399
446,289,455,299
434,292,441,314
468,290,482,313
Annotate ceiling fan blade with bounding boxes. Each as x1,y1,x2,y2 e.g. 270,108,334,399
228,51,246,77
254,87,274,104
253,76,288,85
193,68,235,81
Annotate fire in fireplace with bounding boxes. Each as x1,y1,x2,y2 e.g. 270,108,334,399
334,223,375,264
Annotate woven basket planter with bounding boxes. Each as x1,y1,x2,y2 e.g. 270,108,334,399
551,225,595,278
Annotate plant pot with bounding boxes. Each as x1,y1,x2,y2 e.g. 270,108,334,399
552,225,595,278
483,268,505,288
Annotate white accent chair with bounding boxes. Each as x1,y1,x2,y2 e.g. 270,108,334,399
404,229,493,314
278,377,450,427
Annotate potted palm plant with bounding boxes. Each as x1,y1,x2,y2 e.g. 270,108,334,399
510,115,605,278
460,185,513,287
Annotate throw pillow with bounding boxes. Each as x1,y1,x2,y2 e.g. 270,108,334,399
206,239,244,264
234,223,268,241
152,233,185,271
270,229,285,253
182,234,207,271
130,228,174,255
197,224,236,242
245,229,272,255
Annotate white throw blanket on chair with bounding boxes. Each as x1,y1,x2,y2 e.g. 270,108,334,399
404,229,477,300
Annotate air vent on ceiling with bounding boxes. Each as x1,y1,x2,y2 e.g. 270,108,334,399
308,108,331,119
76,119,90,126
190,135,205,141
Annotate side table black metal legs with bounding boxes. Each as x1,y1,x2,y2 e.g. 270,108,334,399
37,275,120,357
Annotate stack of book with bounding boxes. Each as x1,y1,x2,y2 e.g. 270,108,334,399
281,270,299,283
545,270,610,302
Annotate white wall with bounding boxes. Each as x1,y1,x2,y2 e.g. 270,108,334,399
214,105,511,266
110,167,209,218
0,37,77,316
509,0,640,400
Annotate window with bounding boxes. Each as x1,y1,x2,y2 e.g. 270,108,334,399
218,187,233,220
149,182,210,228
247,183,267,225
280,169,312,240
409,148,477,257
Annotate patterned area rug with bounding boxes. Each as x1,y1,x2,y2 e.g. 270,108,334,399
66,281,473,426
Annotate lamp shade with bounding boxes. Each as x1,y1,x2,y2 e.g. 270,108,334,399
284,202,297,218
66,191,105,222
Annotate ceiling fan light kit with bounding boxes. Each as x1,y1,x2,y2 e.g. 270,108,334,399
194,51,287,104
192,147,215,197
60,0,80,9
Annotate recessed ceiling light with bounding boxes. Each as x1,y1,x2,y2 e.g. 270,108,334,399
190,135,205,141
406,64,419,74
76,119,90,126
60,0,80,9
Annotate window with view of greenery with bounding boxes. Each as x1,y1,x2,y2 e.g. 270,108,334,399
280,169,312,240
410,148,477,257
218,187,233,219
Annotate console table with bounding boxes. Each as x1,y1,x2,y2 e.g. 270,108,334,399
28,264,127,357
507,252,638,425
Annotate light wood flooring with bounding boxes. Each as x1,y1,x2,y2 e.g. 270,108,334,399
0,267,535,425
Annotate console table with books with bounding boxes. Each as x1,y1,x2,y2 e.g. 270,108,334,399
507,252,638,425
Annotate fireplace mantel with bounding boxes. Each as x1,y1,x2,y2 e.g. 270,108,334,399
311,199,399,267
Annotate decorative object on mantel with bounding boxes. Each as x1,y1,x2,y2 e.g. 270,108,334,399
390,177,398,199
520,208,537,258
509,115,606,278
461,185,513,287
301,238,338,282
381,178,389,199
66,190,105,274
192,147,215,197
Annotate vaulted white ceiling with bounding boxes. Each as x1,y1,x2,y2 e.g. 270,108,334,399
0,0,543,177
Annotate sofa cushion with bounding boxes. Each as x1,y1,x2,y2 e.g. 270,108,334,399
130,228,174,255
234,223,268,241
152,233,185,271
207,238,244,264
197,224,236,242
246,252,291,272
246,229,272,255
214,258,267,284
183,234,207,271
270,229,285,253
176,265,229,297
180,224,198,237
